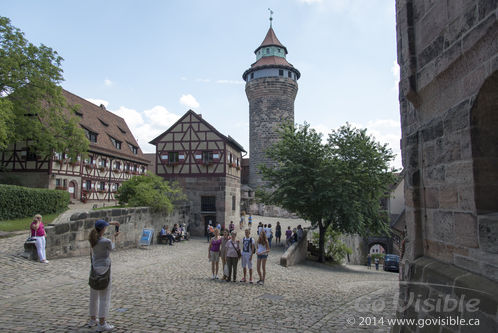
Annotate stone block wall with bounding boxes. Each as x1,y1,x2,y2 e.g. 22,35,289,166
396,0,498,330
340,234,368,265
44,205,190,259
246,77,297,189
280,229,308,267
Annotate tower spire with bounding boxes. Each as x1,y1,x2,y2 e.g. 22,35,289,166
268,8,273,27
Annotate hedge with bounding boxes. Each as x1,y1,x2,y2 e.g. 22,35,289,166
0,184,69,220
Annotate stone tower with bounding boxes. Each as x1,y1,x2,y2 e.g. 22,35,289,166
243,25,300,189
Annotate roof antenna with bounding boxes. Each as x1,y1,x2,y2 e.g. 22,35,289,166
268,8,274,27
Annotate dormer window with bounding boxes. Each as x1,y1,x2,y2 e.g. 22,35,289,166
117,126,126,134
110,136,121,150
127,143,138,155
82,126,98,143
99,118,109,127
74,110,83,118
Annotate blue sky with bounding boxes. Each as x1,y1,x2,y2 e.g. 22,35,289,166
3,0,401,168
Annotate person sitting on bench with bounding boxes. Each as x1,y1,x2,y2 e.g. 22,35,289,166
159,225,174,245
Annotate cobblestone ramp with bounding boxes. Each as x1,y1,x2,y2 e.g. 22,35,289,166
0,234,398,332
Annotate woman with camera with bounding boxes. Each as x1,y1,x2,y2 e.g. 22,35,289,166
87,219,120,332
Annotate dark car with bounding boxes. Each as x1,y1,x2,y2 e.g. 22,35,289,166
383,254,400,272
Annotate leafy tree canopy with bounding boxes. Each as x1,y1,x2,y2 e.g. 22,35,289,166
116,174,186,214
259,123,397,262
0,16,88,158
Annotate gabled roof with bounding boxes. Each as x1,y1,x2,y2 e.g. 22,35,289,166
255,27,287,54
62,89,149,164
149,110,246,153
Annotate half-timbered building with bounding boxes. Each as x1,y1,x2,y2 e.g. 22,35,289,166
150,110,245,236
0,89,149,201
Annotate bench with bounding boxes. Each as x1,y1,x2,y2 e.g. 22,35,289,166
21,239,38,261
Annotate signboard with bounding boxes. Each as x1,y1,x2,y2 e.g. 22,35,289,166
140,228,154,246
68,187,74,194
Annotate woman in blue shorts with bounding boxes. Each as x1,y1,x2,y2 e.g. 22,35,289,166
256,231,270,285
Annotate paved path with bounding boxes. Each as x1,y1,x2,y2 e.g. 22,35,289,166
0,228,399,332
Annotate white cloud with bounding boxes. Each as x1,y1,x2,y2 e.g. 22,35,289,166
144,105,181,128
112,106,144,127
104,78,113,87
179,94,200,109
85,98,109,108
216,80,245,85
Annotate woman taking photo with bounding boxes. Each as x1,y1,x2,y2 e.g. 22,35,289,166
208,228,222,279
256,231,270,285
88,219,120,332
30,214,48,264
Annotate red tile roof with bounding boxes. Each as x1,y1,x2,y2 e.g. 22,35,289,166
62,89,149,164
251,56,294,68
256,27,287,54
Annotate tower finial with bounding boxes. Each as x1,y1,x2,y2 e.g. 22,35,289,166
268,8,274,27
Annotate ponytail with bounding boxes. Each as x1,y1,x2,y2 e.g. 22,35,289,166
89,228,100,248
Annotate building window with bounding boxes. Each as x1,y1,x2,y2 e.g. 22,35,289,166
83,128,98,143
288,71,292,78
229,153,233,163
279,69,283,76
110,136,121,149
266,48,269,54
84,180,92,190
232,195,236,211
250,73,254,80
236,158,239,167
26,150,37,161
202,151,213,164
99,182,105,191
128,143,138,155
201,196,216,212
169,151,179,163
114,161,121,170
56,179,61,187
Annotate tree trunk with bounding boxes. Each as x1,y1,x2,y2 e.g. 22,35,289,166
318,221,325,263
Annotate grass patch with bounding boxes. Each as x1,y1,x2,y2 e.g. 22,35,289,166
0,213,61,232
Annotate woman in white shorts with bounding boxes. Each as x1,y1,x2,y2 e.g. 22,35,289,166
208,229,222,279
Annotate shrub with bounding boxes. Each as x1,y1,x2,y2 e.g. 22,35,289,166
116,174,186,214
0,184,69,220
312,228,353,263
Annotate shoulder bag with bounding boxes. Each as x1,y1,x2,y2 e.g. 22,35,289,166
88,251,111,290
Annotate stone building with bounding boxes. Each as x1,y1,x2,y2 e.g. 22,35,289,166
242,25,300,190
0,89,149,201
395,0,497,331
149,110,245,237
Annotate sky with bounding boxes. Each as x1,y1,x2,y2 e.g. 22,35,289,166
3,0,402,169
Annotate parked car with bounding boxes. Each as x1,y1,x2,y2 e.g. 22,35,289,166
383,254,400,272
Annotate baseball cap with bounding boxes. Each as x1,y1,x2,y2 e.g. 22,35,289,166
95,219,109,231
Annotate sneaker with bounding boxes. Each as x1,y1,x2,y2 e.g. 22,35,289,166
249,279,253,284
41,260,49,264
87,319,97,327
211,275,216,280
240,278,246,283
215,276,219,280
256,280,263,285
97,321,114,332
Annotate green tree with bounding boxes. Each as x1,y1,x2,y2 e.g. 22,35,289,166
116,174,186,213
0,16,88,158
259,123,396,262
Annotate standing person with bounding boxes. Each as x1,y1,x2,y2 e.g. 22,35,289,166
297,225,304,242
240,211,245,229
248,214,252,227
88,219,120,331
257,222,263,236
240,229,255,283
367,254,372,269
208,229,222,280
374,257,380,271
229,221,235,234
265,224,273,248
220,229,231,281
285,226,292,249
30,214,48,264
225,231,241,282
256,231,270,285
275,221,282,246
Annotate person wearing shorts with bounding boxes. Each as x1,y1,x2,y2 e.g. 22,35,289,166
256,231,270,285
208,229,222,279
240,229,255,283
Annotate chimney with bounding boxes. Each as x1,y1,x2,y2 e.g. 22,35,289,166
99,104,106,110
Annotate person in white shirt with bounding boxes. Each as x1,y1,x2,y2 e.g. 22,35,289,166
264,224,273,248
240,229,255,283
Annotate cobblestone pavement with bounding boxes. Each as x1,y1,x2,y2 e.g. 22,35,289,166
0,224,399,332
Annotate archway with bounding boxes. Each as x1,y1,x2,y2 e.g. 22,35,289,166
471,71,498,214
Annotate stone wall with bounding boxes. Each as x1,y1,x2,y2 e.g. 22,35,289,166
280,229,308,267
246,77,297,189
340,234,367,265
248,202,296,218
395,0,498,330
44,205,190,259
